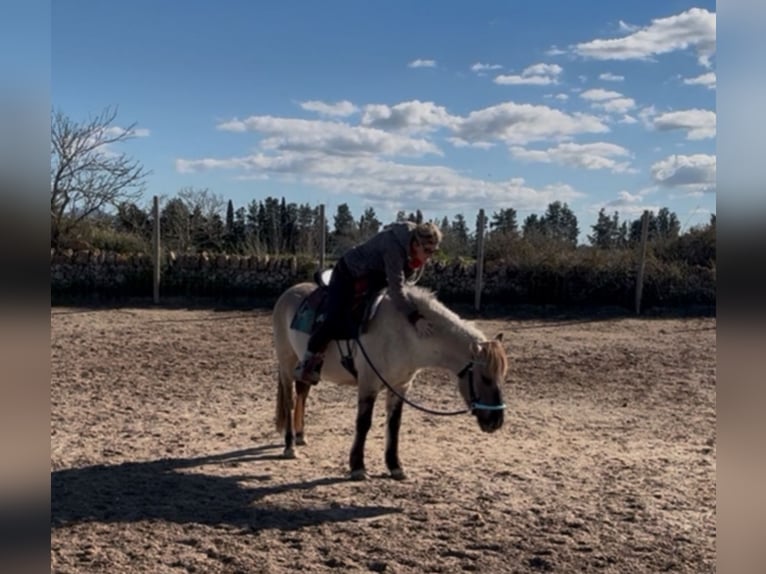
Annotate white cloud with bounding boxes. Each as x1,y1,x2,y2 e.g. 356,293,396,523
360,100,456,134
580,88,623,101
683,71,716,90
176,101,600,212
599,72,625,82
471,62,502,73
619,114,638,124
510,141,634,173
300,100,359,117
450,101,609,146
618,20,640,33
599,98,636,114
408,59,437,68
494,63,563,85
102,126,151,138
652,109,716,140
601,189,660,217
638,106,657,128
651,153,716,193
179,151,582,212
574,8,716,68
546,46,567,56
215,115,442,157
447,137,495,150
580,89,636,114
86,125,150,158
544,93,569,101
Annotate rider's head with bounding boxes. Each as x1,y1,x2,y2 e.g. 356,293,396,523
411,222,442,259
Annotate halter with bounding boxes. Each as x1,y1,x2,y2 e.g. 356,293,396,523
356,337,506,416
456,360,508,412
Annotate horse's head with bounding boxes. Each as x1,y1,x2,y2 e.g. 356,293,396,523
457,333,507,433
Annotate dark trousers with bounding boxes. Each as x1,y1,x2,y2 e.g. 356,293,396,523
307,259,355,354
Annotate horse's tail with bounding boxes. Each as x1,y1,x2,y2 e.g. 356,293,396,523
273,283,306,434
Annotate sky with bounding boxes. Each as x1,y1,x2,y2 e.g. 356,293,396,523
51,1,716,243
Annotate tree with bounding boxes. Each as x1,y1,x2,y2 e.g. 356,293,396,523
333,203,356,238
279,198,299,253
628,207,681,244
490,208,518,236
588,208,621,249
656,207,681,240
358,207,382,241
522,214,546,243
116,201,151,239
160,198,192,252
50,106,149,247
447,214,470,256
224,199,236,251
542,201,579,246
177,187,226,251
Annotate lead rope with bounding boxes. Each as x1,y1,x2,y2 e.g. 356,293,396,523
354,336,471,416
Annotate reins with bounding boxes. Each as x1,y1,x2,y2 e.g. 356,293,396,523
354,336,506,417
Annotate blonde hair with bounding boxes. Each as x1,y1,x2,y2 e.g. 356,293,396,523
413,222,443,247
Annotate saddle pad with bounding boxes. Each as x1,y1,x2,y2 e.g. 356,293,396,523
289,285,387,338
290,287,327,334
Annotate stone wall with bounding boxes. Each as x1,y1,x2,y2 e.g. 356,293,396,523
50,249,715,309
50,249,487,301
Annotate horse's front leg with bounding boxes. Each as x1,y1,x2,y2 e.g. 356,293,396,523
349,392,376,480
385,389,406,480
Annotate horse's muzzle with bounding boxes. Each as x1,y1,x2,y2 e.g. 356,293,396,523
475,408,504,433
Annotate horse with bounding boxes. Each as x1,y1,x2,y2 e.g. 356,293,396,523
272,280,508,480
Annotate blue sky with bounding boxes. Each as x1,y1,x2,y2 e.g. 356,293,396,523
52,1,716,242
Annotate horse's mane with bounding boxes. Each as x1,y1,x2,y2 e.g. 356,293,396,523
403,285,486,343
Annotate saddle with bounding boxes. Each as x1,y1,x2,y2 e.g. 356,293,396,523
290,268,385,340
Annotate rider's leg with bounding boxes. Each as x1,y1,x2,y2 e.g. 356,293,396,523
295,261,354,384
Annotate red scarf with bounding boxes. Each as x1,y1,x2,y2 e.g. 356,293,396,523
408,244,425,269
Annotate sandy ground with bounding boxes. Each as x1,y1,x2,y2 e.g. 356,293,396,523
51,304,715,573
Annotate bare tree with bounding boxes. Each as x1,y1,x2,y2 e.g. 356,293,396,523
50,106,149,247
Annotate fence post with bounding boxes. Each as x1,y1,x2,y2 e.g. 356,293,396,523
474,208,486,312
318,204,326,271
152,195,161,304
635,210,650,315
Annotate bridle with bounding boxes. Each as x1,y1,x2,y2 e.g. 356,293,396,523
456,361,507,412
356,337,506,416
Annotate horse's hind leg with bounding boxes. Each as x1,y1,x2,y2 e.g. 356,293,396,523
276,365,297,459
294,381,311,446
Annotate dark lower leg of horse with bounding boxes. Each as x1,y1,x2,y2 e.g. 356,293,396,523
294,381,311,446
349,395,376,480
385,398,406,480
280,384,296,459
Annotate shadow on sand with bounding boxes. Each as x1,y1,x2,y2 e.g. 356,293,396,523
51,444,399,531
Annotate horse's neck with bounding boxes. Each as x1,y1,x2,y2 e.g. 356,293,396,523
421,324,479,374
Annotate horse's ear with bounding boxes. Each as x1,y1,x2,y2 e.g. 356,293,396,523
495,333,503,342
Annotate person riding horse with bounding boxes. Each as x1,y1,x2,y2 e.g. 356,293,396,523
294,221,443,385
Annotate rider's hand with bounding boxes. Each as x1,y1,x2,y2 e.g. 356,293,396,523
414,317,433,337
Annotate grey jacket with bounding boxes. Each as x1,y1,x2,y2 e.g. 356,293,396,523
340,222,419,318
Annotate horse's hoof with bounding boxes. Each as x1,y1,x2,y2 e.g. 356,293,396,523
390,468,407,481
295,434,306,446
349,469,368,481
282,448,296,459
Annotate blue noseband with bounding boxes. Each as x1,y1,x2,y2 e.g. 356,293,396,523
456,361,507,412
